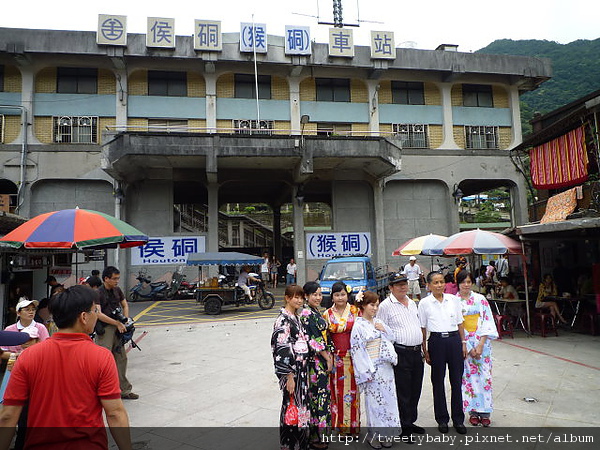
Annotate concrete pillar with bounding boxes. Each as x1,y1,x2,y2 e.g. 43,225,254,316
372,179,386,268
205,73,217,132
292,185,306,285
273,205,282,259
510,182,529,226
367,80,380,136
20,67,38,144
438,82,459,149
289,78,301,135
207,182,219,275
115,69,128,131
507,85,523,149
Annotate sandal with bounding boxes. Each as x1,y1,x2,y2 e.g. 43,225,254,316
469,415,481,426
480,417,491,427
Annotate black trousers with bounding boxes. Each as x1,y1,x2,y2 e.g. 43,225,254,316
428,334,465,426
393,345,424,430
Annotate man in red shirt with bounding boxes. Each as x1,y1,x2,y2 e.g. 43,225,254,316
0,285,131,450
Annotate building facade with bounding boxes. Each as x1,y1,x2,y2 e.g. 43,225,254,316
0,26,552,295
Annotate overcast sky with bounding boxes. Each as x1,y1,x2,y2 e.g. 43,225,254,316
1,0,598,53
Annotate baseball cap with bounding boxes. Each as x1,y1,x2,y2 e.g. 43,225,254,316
0,331,31,347
409,256,417,261
44,276,57,284
16,298,39,311
389,272,408,285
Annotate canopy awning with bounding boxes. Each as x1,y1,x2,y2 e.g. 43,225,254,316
186,252,263,266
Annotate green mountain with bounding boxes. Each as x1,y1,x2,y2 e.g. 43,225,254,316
476,38,600,134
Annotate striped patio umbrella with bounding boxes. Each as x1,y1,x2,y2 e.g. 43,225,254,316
429,229,522,256
392,234,448,256
0,208,148,249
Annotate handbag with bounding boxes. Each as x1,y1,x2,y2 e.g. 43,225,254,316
284,395,298,426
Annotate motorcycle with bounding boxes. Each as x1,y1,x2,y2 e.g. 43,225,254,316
173,272,197,299
129,270,172,302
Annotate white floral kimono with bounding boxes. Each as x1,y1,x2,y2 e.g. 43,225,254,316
350,317,401,437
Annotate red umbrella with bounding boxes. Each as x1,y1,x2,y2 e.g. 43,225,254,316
429,229,522,256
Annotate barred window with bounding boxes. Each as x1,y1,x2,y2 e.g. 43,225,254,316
57,68,97,94
391,81,425,105
465,126,499,149
232,119,273,135
462,84,493,107
53,116,98,143
148,119,188,132
393,124,429,148
148,71,187,96
234,74,271,99
316,123,352,136
315,78,350,102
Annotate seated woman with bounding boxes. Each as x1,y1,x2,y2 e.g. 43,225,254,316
496,277,522,317
536,274,568,325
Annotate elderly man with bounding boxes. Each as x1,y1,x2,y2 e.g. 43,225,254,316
0,285,131,450
402,256,424,301
377,273,425,443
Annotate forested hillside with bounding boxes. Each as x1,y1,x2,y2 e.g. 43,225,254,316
477,38,600,134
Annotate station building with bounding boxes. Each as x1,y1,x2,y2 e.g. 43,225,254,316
0,24,552,300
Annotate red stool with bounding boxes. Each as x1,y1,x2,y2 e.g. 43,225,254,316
494,314,514,339
533,309,558,337
581,312,598,336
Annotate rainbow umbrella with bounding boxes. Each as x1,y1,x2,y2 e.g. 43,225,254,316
0,208,148,249
392,234,448,256
429,229,522,256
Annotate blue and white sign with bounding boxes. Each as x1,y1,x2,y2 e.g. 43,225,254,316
194,20,222,51
240,23,267,53
285,26,311,55
329,28,354,57
131,236,206,265
97,14,127,46
370,31,395,59
147,17,175,48
306,232,371,259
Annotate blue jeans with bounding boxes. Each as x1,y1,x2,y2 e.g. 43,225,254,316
286,274,295,285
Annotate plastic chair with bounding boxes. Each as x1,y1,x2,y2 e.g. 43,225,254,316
533,308,558,337
493,314,514,339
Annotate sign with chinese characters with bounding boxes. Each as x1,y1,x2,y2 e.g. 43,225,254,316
370,31,395,59
240,23,267,53
194,20,222,51
131,236,206,265
329,28,354,57
97,14,127,46
285,25,311,55
147,17,175,48
306,232,371,259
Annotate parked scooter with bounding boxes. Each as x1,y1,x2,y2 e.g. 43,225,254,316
129,270,171,302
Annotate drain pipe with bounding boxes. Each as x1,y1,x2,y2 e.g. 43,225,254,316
0,105,28,215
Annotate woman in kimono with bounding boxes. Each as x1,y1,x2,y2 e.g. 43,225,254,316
322,281,360,435
300,281,333,450
350,291,400,449
455,271,498,427
272,284,311,449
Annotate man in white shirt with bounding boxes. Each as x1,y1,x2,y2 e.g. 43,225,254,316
403,256,423,301
496,254,509,279
377,273,426,442
260,252,270,282
237,265,260,299
419,271,468,435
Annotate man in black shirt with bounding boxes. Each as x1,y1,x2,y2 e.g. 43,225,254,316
95,266,138,400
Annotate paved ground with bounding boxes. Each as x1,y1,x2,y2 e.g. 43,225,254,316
117,307,600,449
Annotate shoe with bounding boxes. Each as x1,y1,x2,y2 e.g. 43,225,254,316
480,417,491,427
309,443,328,450
381,442,393,448
399,431,414,445
469,416,481,426
438,423,449,433
454,424,467,434
367,438,382,449
121,392,139,399
410,425,425,434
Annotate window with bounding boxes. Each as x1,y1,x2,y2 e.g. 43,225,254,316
315,78,350,102
0,65,4,92
232,119,273,135
53,116,98,143
234,74,271,99
57,68,98,94
393,124,429,148
391,81,425,105
462,84,493,107
0,115,4,143
148,119,188,132
465,126,499,149
316,123,352,136
148,71,187,96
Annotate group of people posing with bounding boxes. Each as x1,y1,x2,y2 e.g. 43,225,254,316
271,270,498,450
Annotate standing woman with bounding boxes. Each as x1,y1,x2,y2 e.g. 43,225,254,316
271,256,281,289
350,291,400,448
323,281,360,435
456,271,498,427
300,281,333,450
271,284,310,450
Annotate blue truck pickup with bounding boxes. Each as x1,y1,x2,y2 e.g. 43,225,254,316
318,255,390,299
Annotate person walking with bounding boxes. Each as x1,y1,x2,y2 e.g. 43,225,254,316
402,257,423,301
270,256,281,289
377,273,425,443
286,258,297,285
261,252,271,283
455,271,498,427
419,271,468,435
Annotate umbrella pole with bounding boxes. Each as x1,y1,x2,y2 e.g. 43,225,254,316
520,240,531,336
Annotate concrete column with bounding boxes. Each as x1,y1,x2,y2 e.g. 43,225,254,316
507,85,523,149
207,182,219,252
289,78,301,135
292,186,306,285
227,220,233,247
115,69,128,131
510,182,529,226
372,179,386,268
367,80,380,136
438,82,459,149
20,67,38,144
205,73,217,132
273,205,282,260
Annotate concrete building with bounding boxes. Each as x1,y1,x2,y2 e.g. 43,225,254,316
0,25,551,302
